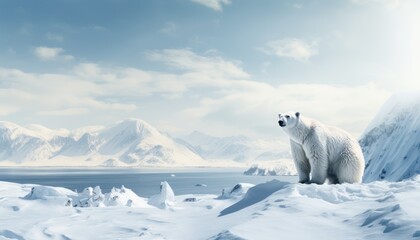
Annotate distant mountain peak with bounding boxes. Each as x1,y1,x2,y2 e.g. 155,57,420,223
0,118,205,167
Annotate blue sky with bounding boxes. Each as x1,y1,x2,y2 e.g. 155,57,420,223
0,0,419,138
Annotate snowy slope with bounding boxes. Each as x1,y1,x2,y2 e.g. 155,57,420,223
1,177,420,239
0,119,206,167
178,131,291,163
360,92,420,182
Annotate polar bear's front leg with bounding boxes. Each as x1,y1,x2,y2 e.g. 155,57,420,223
304,139,328,184
290,140,310,183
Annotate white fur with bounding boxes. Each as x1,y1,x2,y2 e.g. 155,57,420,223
278,112,364,184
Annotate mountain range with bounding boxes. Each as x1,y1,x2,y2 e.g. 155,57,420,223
0,119,206,167
0,119,290,167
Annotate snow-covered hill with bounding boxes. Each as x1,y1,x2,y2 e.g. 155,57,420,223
360,92,420,182
0,119,206,167
178,131,291,163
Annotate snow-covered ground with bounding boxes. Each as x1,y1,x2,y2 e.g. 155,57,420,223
1,177,420,240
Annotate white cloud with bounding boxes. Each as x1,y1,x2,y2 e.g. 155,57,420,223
0,49,394,138
34,47,62,60
149,48,249,79
351,0,400,6
38,108,89,116
0,105,18,116
0,67,136,119
161,22,178,35
33,46,74,61
261,38,318,61
191,0,231,11
179,82,391,138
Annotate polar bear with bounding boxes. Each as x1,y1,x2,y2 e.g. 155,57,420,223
278,112,364,184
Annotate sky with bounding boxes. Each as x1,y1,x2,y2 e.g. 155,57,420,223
0,0,419,139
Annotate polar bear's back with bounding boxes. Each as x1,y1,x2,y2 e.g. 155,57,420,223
308,119,364,164
323,125,364,167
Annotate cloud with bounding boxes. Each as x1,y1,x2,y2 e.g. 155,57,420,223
179,82,390,138
261,38,318,61
350,0,400,6
46,33,64,42
0,105,18,116
33,46,74,61
38,108,89,116
161,22,178,35
293,4,303,9
191,0,231,11
149,48,249,79
0,49,392,138
0,67,137,119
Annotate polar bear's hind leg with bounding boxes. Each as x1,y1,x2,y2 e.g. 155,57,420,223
336,154,363,184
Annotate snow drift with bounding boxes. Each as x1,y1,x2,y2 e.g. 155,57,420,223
148,181,175,209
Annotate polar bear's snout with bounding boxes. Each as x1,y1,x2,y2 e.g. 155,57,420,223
278,120,286,127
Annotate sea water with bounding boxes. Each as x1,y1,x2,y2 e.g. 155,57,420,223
0,168,297,197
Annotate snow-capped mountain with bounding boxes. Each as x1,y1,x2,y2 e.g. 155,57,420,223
0,119,206,167
360,92,420,182
177,131,291,163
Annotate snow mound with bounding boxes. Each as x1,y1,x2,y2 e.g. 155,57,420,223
24,186,74,201
208,230,245,240
148,181,175,209
22,184,149,208
244,159,296,176
219,180,288,216
360,91,420,182
72,185,149,208
218,183,255,200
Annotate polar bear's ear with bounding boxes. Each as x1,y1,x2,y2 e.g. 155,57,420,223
295,112,300,118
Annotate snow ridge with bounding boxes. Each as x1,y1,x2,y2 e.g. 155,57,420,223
360,91,420,182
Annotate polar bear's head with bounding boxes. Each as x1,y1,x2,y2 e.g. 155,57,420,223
278,112,300,128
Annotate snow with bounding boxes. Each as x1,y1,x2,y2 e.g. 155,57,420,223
148,181,175,209
0,119,207,167
218,183,255,200
0,120,291,168
244,159,297,176
1,177,420,239
1,92,419,238
360,91,420,182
